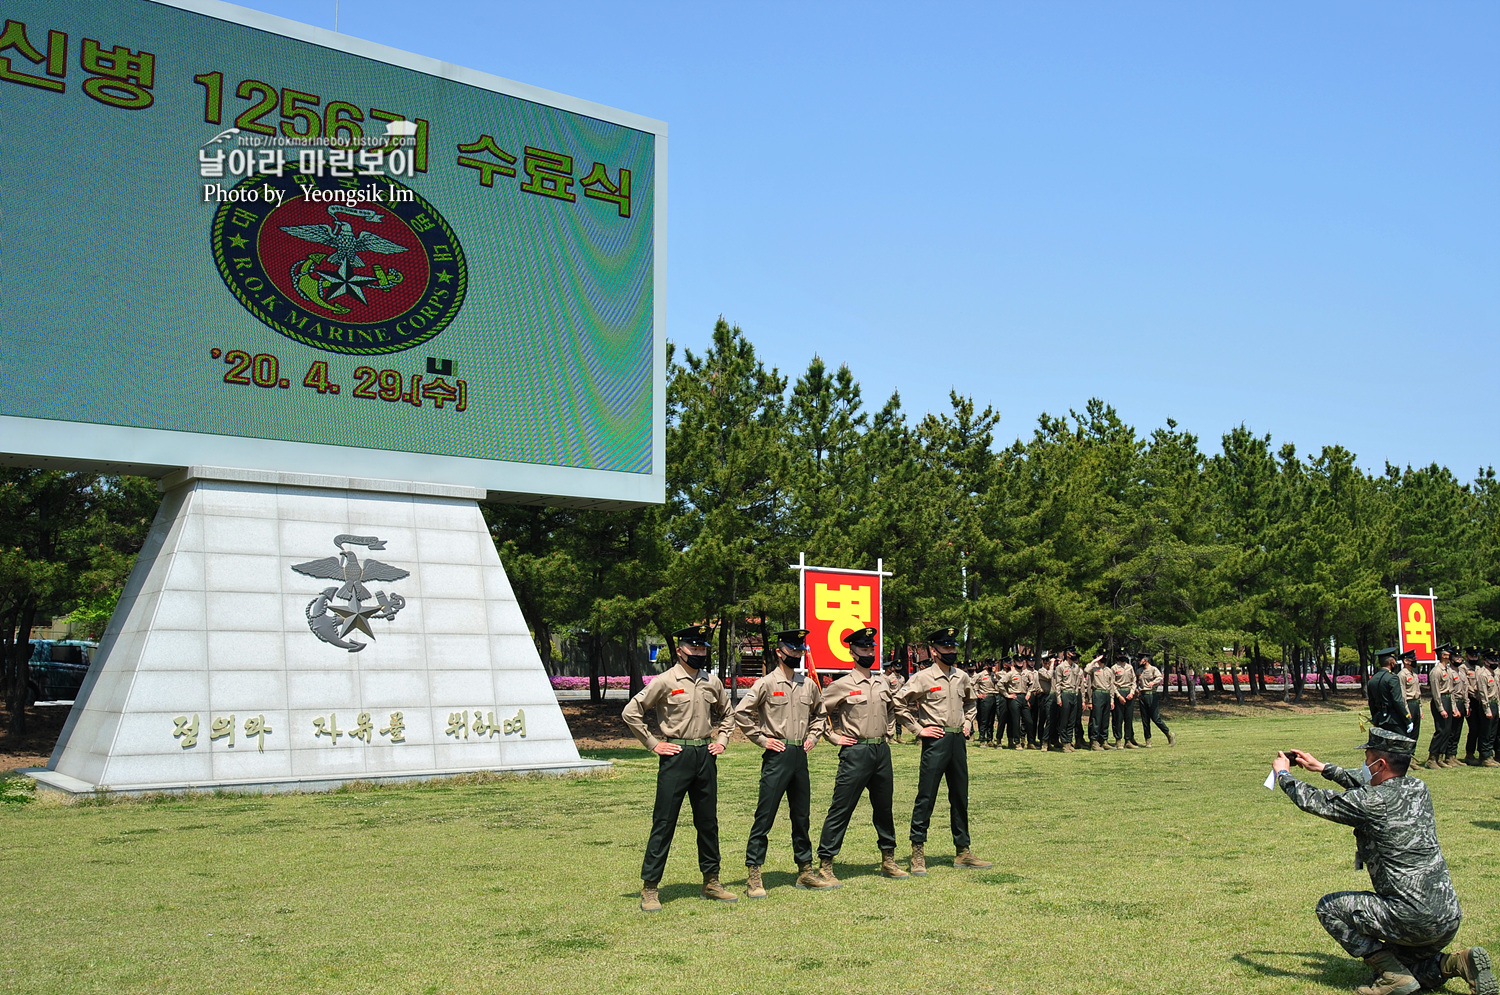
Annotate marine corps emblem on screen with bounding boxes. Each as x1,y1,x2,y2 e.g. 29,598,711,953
212,169,468,355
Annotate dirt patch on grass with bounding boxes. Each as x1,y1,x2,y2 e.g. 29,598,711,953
1162,688,1366,719
0,703,69,772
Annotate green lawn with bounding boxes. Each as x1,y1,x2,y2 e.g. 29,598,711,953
2,708,1497,995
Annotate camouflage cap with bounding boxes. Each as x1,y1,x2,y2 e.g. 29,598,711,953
1360,726,1417,756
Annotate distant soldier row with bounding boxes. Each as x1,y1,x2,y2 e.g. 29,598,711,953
621,625,993,910
968,649,1176,751
1366,644,1500,770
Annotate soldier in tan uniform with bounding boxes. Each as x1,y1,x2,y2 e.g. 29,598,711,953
1085,653,1115,750
1020,656,1042,749
1426,648,1463,769
735,628,829,897
1034,652,1054,746
1112,653,1140,748
1399,651,1423,745
1136,654,1175,746
997,658,1023,749
894,627,992,873
1485,649,1500,765
1461,648,1498,768
974,662,999,746
621,624,739,910
816,626,909,883
1051,650,1084,752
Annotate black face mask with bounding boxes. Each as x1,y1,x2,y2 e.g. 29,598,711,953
937,649,958,665
851,650,875,667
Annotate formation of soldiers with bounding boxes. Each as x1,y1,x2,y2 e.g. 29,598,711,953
967,648,1175,751
622,624,995,910
1367,643,1500,771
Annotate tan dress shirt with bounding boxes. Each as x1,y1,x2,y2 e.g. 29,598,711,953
1399,666,1421,701
734,667,827,748
1138,663,1164,693
621,662,736,750
894,663,978,735
821,668,897,742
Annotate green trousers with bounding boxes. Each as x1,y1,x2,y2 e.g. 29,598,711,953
817,741,896,859
745,746,812,867
1465,701,1491,760
1140,692,1171,739
641,745,719,883
1054,692,1080,747
909,731,970,848
1430,695,1458,755
1089,690,1112,743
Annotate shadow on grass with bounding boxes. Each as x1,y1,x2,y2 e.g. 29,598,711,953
1473,820,1500,832
1234,950,1364,987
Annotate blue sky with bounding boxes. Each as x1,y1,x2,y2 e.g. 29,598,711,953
235,0,1498,477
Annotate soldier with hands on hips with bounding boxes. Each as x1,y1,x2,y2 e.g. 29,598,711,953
816,626,910,883
735,628,829,897
893,626,993,874
621,624,738,910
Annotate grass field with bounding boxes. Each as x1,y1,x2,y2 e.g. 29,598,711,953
3,707,1498,995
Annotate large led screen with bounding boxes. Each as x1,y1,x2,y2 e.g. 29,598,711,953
0,0,663,502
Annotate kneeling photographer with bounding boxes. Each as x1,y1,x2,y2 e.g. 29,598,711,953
1272,727,1494,995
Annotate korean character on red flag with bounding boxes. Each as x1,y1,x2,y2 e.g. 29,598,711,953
80,37,153,109
0,19,65,93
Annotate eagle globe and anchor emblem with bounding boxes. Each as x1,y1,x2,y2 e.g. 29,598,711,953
293,535,410,652
211,166,468,355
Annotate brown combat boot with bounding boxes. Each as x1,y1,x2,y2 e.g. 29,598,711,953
1062,743,1076,753
909,843,927,876
880,849,911,879
1140,739,1154,748
745,865,767,899
1356,950,1420,995
1423,753,1442,770
1442,946,1497,995
1444,755,1462,768
700,873,738,902
639,881,661,912
1090,742,1103,751
796,859,838,890
1484,758,1500,768
1167,730,1176,746
1124,741,1139,749
953,847,993,869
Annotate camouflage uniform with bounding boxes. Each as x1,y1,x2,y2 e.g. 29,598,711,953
1279,763,1462,989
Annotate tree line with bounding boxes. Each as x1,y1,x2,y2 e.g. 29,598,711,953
487,319,1500,703
3,320,1496,731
